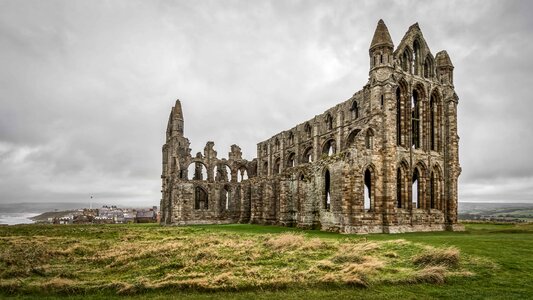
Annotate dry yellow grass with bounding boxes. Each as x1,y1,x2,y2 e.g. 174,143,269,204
264,232,305,251
0,225,477,295
413,246,460,268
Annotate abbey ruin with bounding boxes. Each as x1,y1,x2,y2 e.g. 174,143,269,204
160,20,464,233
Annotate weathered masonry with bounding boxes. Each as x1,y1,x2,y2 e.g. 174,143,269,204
160,20,464,233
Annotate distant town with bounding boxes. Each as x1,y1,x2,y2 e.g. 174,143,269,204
31,205,159,224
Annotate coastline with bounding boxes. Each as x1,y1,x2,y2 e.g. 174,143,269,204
0,213,38,225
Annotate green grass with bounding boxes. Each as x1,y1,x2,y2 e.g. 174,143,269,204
1,223,532,299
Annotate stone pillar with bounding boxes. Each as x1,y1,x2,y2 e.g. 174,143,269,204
313,123,319,162
380,85,398,232
336,109,343,152
444,93,463,231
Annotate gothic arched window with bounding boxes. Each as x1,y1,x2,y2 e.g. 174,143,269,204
351,101,359,119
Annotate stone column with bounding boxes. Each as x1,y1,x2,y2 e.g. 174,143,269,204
444,93,463,231
380,85,398,232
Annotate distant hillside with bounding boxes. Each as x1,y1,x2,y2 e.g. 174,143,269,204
459,202,533,222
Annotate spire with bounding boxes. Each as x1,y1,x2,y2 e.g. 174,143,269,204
435,51,454,68
409,22,420,31
370,19,394,50
173,99,183,120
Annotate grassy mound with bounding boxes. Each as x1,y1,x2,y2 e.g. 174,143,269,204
0,224,480,295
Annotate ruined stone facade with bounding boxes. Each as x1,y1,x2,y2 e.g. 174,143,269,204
160,20,464,233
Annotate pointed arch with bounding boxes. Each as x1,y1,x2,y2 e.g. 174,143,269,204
194,186,208,210
350,101,359,119
214,163,232,182
325,113,334,131
396,79,409,147
413,84,428,150
220,185,230,211
286,152,296,167
412,168,420,209
365,128,374,149
237,167,248,182
274,157,281,174
302,146,313,163
424,54,434,78
430,164,444,210
412,162,428,209
411,89,420,149
287,131,294,146
413,39,421,75
346,129,361,148
396,86,402,146
322,139,336,156
324,168,331,211
187,161,208,181
274,138,280,152
396,160,409,209
430,89,443,152
362,165,376,211
401,47,412,72
304,122,312,139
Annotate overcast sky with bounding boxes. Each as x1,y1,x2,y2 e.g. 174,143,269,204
1,0,532,206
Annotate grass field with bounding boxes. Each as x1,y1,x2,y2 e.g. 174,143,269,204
0,222,532,299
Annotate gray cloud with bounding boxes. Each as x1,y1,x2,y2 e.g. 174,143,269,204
1,0,532,206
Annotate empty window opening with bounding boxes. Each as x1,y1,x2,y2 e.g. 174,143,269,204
413,40,420,75
430,96,436,151
287,153,296,167
411,90,420,149
346,129,361,148
430,172,435,209
274,138,280,152
380,54,383,63
351,101,359,119
424,56,433,78
304,123,312,138
274,158,281,174
223,186,230,210
214,165,232,182
365,129,374,150
237,168,248,182
188,162,208,181
324,169,331,210
323,140,335,157
225,191,229,210
412,169,420,209
325,114,333,130
381,95,384,107
396,87,402,146
288,132,294,145
430,94,441,152
364,169,372,211
303,147,313,163
397,168,402,208
194,186,208,210
402,49,411,72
